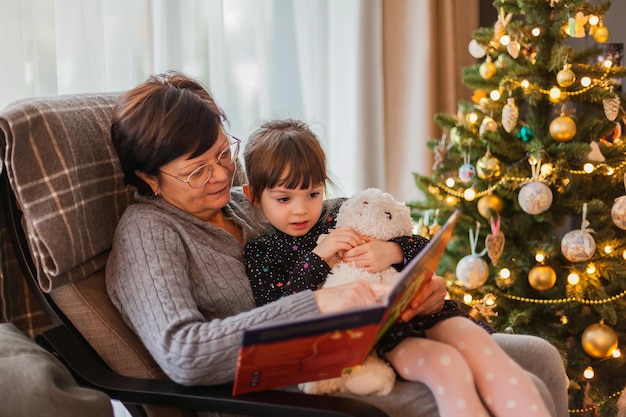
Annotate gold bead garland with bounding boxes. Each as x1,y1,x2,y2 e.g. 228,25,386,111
500,288,626,305
502,65,613,100
569,389,624,414
430,157,626,202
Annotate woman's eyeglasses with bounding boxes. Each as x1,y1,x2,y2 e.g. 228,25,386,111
160,136,241,188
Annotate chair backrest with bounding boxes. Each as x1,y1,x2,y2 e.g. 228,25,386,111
0,93,196,417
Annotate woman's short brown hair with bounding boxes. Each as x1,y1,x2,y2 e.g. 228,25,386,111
111,71,226,196
243,119,332,205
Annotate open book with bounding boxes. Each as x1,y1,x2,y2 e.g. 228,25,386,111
233,209,461,395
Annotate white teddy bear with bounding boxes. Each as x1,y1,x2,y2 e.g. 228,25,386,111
299,187,415,396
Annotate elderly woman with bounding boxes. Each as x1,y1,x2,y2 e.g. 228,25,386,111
105,71,569,417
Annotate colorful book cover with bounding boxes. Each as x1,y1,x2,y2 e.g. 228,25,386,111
233,209,461,395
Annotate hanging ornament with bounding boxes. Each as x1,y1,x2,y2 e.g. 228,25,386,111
528,264,556,291
593,21,610,43
501,97,518,133
485,215,505,265
458,153,476,183
549,108,576,142
479,115,498,136
611,173,626,230
565,12,588,38
493,9,513,44
518,159,553,215
450,126,465,145
587,141,605,163
468,39,487,59
477,194,504,219
476,148,502,180
479,56,497,80
432,133,452,170
556,63,576,87
561,203,596,262
582,321,618,358
507,39,521,59
603,93,621,121
456,222,489,289
516,125,534,142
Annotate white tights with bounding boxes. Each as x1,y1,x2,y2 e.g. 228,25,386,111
385,317,551,417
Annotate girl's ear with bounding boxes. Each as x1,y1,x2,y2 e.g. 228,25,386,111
135,170,161,196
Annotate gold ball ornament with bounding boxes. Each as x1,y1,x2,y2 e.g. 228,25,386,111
528,265,556,291
479,59,497,80
477,194,504,219
593,24,610,44
549,115,576,142
556,65,576,88
582,323,618,358
476,153,502,180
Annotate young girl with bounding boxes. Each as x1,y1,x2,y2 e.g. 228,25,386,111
242,119,551,417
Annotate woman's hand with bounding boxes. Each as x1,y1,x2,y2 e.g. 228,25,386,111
400,275,447,322
340,236,403,273
313,281,390,314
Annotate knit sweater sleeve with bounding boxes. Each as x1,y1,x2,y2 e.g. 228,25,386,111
105,204,320,386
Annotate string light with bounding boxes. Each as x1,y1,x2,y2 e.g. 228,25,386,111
604,245,613,254
586,263,597,274
490,89,501,100
549,87,562,101
613,348,622,358
464,188,477,201
445,177,456,187
499,268,511,279
531,27,541,36
535,252,546,263
584,366,595,379
568,273,580,285
583,163,595,173
581,77,592,87
463,293,473,304
589,15,600,25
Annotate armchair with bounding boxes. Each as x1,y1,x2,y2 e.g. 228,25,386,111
0,93,389,417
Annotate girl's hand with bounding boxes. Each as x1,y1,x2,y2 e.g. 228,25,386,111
341,236,403,273
312,226,363,263
313,281,390,314
400,275,447,321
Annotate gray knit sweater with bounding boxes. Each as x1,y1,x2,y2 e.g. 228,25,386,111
105,187,320,386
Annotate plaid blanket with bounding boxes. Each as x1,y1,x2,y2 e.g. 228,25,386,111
0,93,134,336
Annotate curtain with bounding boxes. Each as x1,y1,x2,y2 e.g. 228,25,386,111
382,0,479,201
0,0,477,202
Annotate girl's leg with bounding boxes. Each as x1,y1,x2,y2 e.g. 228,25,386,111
427,317,551,417
385,337,490,417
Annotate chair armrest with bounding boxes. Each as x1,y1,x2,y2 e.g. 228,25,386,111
36,325,389,417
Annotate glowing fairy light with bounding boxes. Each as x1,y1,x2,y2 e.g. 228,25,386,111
567,273,580,285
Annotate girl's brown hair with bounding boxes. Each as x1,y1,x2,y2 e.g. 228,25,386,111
110,71,227,196
243,119,333,205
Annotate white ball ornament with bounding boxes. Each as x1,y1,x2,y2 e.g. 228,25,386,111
561,230,596,262
612,195,626,230
518,181,553,215
612,174,626,230
561,203,596,262
456,254,489,289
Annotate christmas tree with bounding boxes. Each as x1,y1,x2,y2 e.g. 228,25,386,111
411,0,626,415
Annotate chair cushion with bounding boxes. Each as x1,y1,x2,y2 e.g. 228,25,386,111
0,93,134,291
